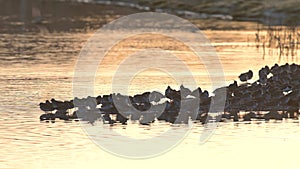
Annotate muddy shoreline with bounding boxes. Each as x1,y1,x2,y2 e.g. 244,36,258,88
0,0,275,33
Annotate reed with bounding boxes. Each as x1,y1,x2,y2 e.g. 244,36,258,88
255,23,299,61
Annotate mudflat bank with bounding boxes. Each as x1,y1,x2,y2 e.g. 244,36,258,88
1,0,288,33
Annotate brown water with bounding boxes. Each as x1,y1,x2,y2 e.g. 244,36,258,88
1,30,300,169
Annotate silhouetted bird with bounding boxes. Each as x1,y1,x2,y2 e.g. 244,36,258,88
243,112,256,121
239,70,253,82
40,113,55,121
39,100,54,112
191,87,202,98
103,113,114,124
165,86,181,101
139,112,155,125
264,110,283,121
116,113,128,124
180,84,192,98
54,110,69,120
149,91,164,102
228,80,238,91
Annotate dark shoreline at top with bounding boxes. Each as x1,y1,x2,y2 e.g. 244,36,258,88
73,0,300,26
1,0,299,34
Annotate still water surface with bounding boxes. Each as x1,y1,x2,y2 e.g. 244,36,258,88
0,30,300,169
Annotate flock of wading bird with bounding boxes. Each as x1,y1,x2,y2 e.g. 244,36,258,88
39,63,300,125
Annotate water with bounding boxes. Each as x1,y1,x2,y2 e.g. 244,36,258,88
1,29,300,169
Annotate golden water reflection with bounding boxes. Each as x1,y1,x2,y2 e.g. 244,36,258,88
0,30,299,169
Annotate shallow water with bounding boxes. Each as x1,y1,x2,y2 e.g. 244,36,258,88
1,29,300,169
